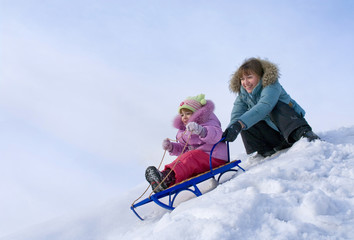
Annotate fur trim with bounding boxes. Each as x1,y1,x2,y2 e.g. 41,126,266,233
173,100,215,130
229,58,280,93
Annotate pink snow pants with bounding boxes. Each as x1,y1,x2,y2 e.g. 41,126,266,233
163,150,226,184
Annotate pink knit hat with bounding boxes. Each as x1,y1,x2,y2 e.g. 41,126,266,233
178,94,207,113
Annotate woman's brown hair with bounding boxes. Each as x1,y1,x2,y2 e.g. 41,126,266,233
236,58,264,80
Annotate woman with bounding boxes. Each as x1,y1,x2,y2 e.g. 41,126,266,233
223,58,319,157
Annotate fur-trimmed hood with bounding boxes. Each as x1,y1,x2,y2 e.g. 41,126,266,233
169,99,227,161
229,58,280,93
173,100,215,130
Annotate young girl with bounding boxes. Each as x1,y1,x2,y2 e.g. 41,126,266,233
223,58,319,157
145,94,228,193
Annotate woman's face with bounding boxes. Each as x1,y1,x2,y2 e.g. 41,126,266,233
180,109,193,125
241,72,261,93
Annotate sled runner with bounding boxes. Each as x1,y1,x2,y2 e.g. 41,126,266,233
130,139,245,220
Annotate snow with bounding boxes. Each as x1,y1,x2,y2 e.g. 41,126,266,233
2,126,354,240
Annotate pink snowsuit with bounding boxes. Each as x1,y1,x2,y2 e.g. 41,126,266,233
164,100,228,183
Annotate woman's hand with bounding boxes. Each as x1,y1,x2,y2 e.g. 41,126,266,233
222,121,242,142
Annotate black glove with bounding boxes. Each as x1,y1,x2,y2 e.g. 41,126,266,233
222,122,242,142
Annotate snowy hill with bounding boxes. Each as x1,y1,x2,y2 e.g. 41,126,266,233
3,127,354,240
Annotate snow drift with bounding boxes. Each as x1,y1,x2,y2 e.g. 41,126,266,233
3,126,354,240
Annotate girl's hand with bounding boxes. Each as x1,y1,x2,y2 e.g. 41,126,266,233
162,138,173,151
186,122,207,137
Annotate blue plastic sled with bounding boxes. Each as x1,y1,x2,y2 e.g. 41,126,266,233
130,139,245,220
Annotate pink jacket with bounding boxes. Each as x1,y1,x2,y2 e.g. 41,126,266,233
169,100,228,161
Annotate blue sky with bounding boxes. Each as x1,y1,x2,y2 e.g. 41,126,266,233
1,0,354,236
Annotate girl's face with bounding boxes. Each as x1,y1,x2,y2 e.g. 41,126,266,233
180,109,193,125
241,72,261,93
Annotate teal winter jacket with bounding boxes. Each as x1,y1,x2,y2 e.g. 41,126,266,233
228,59,305,132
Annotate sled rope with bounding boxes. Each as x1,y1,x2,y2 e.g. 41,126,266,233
131,131,191,206
149,132,192,198
130,150,168,208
